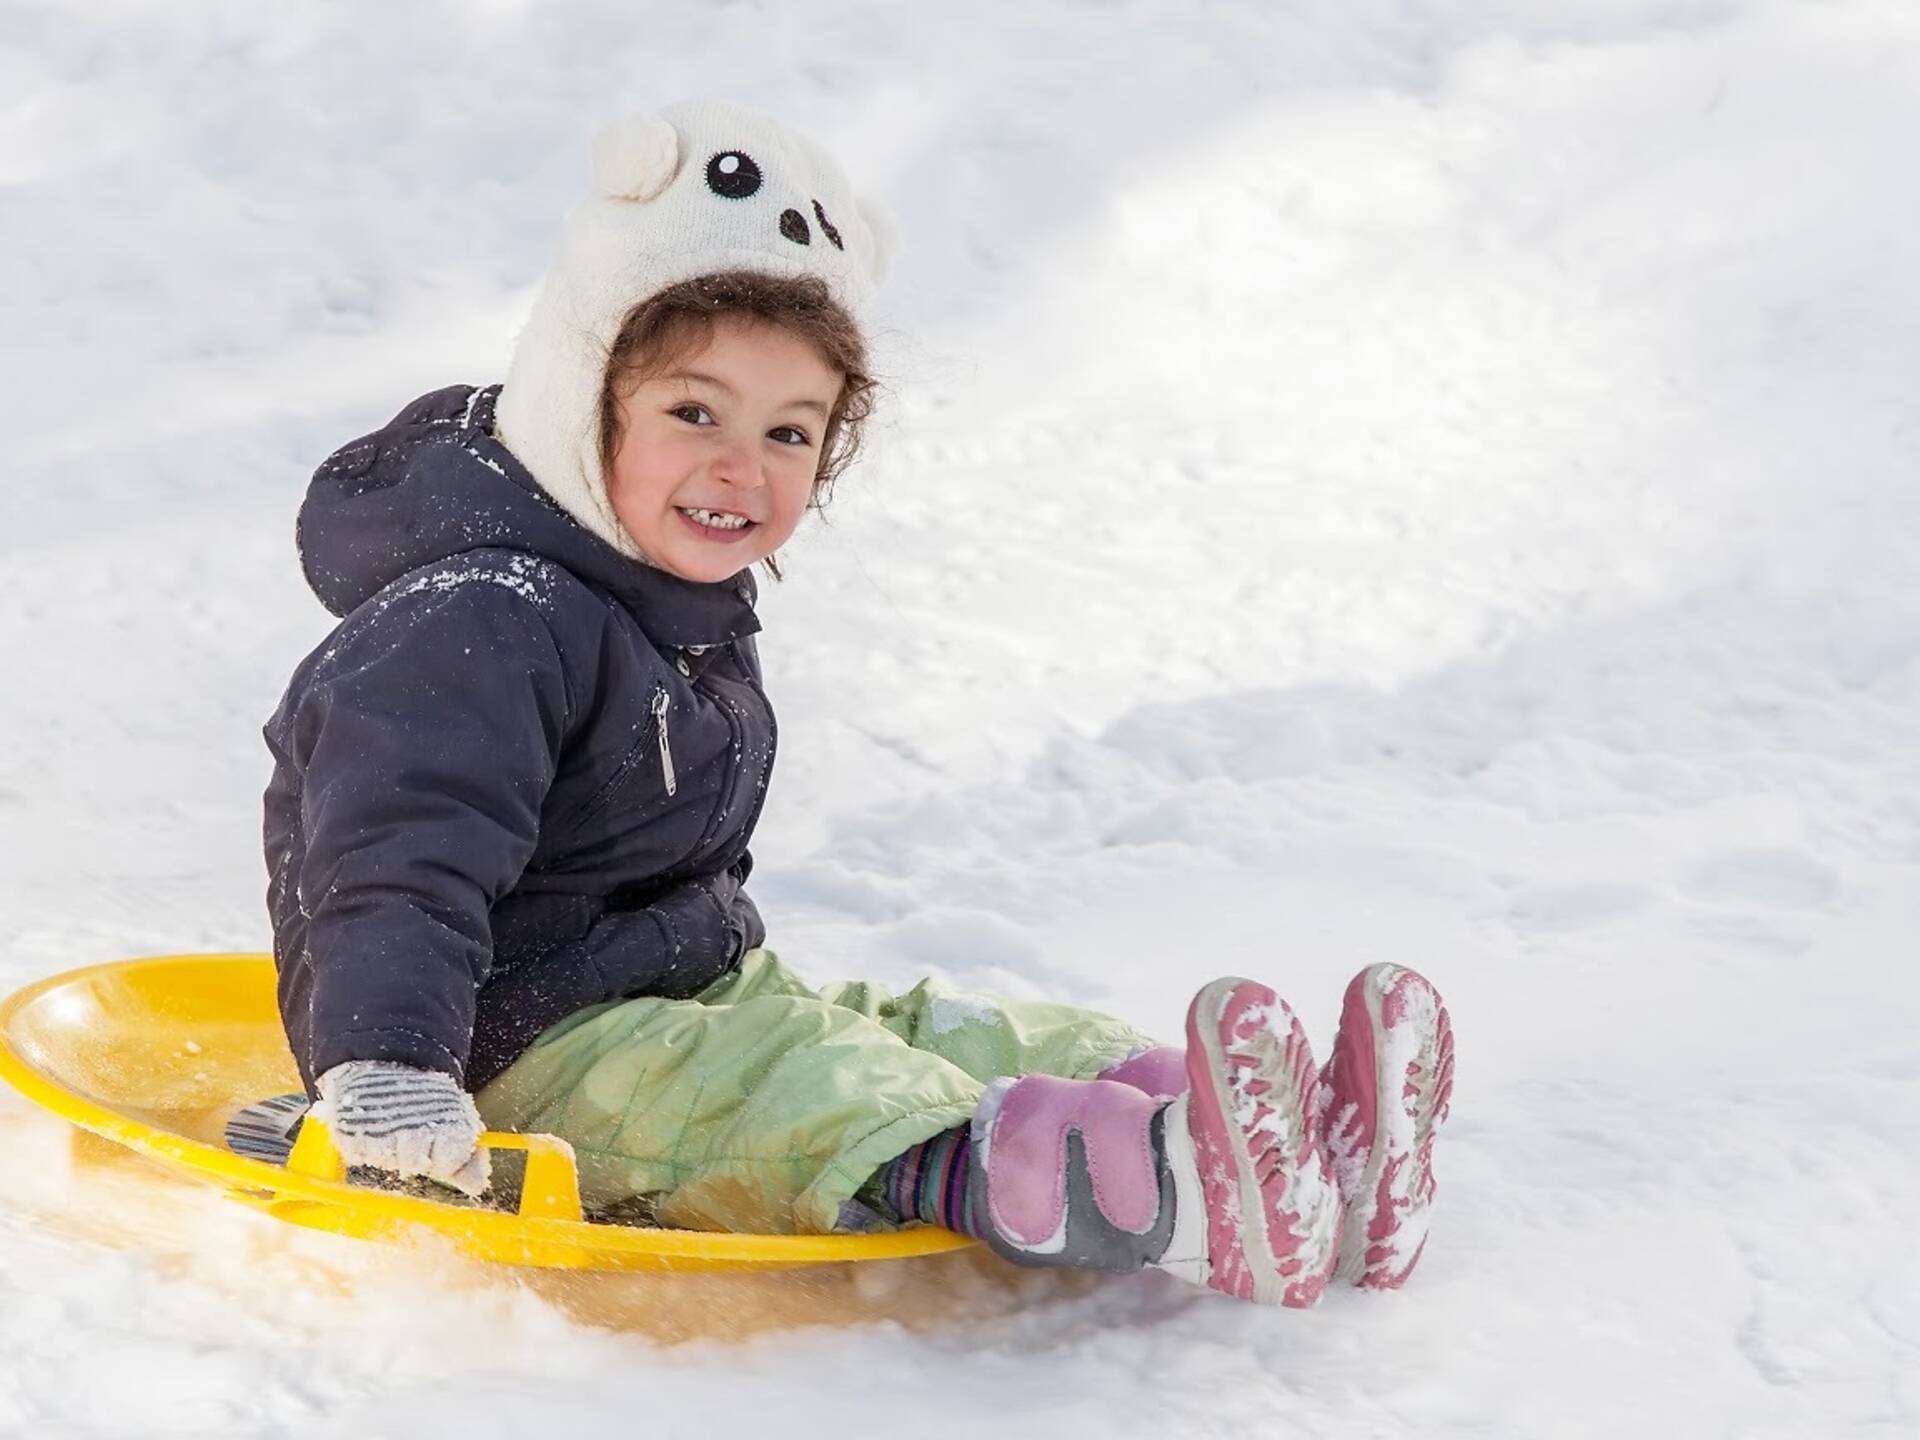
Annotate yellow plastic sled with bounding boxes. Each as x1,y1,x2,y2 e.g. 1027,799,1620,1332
0,953,975,1273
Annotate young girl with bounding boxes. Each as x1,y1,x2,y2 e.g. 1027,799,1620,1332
256,100,1455,1307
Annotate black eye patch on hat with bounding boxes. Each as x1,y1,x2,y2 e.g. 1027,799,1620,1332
706,151,762,199
812,200,843,250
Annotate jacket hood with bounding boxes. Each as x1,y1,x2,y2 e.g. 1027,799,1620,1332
296,384,759,648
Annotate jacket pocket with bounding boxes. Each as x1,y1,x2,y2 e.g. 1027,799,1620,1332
568,684,672,826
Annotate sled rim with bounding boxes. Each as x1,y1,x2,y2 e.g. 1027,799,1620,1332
0,953,976,1271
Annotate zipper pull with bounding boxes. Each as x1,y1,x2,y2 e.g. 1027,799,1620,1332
653,688,677,796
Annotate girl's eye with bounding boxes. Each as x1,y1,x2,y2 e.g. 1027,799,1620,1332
670,404,713,426
769,426,811,447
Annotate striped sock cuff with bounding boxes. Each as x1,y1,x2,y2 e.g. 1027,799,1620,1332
881,1125,979,1237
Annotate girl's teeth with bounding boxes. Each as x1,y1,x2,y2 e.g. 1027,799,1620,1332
684,508,751,531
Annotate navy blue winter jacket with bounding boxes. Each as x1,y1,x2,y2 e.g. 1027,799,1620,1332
264,384,771,1094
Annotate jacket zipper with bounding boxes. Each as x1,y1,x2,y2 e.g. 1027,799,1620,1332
653,687,677,796
678,664,775,875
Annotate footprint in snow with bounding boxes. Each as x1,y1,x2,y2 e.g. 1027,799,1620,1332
1679,847,1839,910
1505,882,1651,933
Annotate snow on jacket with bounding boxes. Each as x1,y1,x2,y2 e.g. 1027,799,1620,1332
263,383,771,1094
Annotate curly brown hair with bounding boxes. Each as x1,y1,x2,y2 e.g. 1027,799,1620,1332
598,270,875,578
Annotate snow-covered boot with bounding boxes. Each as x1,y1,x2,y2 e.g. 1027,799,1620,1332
1319,963,1455,1290
969,978,1342,1307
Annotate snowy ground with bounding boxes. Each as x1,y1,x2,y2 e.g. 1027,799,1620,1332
4,1,1919,1435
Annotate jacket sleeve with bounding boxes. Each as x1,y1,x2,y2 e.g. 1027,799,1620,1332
464,859,766,1090
285,570,573,1085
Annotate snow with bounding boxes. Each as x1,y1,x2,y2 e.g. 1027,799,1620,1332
4,0,1919,1434
923,993,1003,1036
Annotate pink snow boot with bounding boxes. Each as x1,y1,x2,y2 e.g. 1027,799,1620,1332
969,978,1342,1307
1095,1044,1187,1098
1319,963,1455,1290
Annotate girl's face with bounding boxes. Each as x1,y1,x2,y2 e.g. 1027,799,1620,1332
606,315,844,584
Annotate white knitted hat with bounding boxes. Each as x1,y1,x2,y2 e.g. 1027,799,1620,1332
495,99,894,561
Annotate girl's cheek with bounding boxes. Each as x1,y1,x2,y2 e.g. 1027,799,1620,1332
619,431,698,489
776,464,816,513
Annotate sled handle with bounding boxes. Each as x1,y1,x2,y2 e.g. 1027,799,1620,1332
286,1117,584,1222
477,1131,584,1222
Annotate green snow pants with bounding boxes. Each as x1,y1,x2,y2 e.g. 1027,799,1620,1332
472,949,1155,1235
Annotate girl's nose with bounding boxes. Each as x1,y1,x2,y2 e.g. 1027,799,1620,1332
712,440,764,490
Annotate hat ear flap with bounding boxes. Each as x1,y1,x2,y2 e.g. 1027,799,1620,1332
856,196,896,284
592,114,681,202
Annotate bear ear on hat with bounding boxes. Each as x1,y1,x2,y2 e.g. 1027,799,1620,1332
856,196,897,284
592,114,682,202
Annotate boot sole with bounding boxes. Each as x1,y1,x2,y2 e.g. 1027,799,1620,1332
1184,978,1341,1307
1327,964,1455,1289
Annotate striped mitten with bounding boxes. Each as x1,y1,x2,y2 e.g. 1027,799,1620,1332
313,1059,491,1197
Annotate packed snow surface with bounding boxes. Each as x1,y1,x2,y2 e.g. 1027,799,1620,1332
4,1,1918,1435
